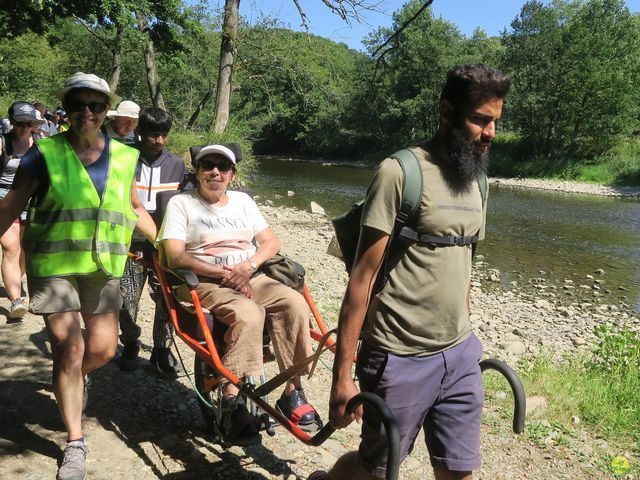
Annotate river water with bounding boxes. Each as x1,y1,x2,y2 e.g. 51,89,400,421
248,156,640,312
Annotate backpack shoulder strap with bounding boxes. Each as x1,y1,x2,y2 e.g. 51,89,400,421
374,148,424,292
390,148,422,226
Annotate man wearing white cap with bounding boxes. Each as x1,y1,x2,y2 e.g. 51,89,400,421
105,100,140,145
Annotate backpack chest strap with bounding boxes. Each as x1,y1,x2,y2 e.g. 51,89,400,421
398,226,478,247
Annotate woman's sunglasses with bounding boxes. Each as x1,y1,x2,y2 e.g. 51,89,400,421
199,159,233,172
66,99,109,114
13,121,35,128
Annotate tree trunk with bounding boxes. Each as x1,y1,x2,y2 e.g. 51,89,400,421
137,10,166,109
212,0,240,133
108,25,124,94
187,87,214,130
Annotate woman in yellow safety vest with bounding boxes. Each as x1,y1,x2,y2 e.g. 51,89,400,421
0,73,156,480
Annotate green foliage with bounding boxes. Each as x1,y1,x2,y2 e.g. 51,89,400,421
590,324,640,376
230,24,362,156
1,0,640,184
518,327,640,453
0,32,70,107
501,0,640,158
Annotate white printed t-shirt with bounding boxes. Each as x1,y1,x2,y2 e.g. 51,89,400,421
159,189,269,267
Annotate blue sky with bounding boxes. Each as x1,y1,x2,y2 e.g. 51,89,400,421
224,0,640,50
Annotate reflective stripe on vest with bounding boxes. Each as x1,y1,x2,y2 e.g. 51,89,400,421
23,135,139,277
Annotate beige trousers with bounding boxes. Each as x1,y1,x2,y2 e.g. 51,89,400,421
183,274,312,379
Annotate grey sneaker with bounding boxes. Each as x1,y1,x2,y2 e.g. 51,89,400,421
57,440,88,480
8,297,27,320
82,376,91,413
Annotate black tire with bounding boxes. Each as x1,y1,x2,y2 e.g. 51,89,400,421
193,355,222,437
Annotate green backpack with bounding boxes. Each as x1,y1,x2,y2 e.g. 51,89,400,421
332,148,487,289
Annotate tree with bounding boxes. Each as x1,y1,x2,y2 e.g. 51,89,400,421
211,0,382,133
0,0,194,105
137,10,166,108
501,0,640,157
212,0,239,133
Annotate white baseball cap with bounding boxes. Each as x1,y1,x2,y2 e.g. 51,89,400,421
107,100,140,119
55,72,121,106
194,145,236,165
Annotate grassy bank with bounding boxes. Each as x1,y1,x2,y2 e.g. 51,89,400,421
490,133,640,186
484,324,639,476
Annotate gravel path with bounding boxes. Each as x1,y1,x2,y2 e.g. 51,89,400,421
1,202,638,479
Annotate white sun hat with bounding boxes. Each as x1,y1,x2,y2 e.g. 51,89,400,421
194,144,236,165
107,100,140,119
55,72,121,106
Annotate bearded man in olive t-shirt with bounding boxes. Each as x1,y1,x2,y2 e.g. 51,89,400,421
316,64,512,480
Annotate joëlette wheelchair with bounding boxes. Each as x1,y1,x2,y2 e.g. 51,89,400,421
137,143,525,480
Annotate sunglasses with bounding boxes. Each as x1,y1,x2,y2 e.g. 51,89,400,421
199,159,233,172
14,121,35,128
66,99,109,114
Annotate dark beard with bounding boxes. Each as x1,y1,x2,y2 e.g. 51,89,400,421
445,127,489,181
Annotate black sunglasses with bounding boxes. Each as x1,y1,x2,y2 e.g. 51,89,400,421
66,99,109,114
199,158,233,172
14,121,35,128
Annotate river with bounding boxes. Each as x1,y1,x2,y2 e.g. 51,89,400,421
248,156,640,312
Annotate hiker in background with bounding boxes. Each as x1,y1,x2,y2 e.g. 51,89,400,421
0,102,45,320
117,106,185,374
33,102,57,137
53,108,69,133
105,100,139,145
0,72,156,480
0,117,10,135
314,64,511,480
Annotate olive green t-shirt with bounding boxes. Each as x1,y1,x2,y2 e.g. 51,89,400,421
362,145,487,356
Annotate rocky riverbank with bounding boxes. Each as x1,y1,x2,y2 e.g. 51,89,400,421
1,203,638,480
490,177,640,198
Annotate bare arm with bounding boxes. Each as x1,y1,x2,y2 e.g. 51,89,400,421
329,226,389,428
130,178,156,243
0,168,39,237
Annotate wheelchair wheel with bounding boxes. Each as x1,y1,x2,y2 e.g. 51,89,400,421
194,354,223,438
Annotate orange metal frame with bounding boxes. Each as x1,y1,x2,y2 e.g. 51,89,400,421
145,253,339,444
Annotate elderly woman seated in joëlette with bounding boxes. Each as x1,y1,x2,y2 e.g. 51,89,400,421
158,144,321,445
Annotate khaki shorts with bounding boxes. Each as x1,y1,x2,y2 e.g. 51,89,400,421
27,271,123,315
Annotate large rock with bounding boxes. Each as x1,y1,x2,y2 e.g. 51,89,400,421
310,201,326,215
327,235,343,259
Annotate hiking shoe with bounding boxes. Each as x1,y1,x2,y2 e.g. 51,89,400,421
119,341,140,371
276,387,322,432
57,440,88,480
150,347,181,376
8,297,27,320
82,376,91,413
221,396,261,446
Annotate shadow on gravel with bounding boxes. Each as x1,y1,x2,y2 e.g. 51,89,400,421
29,327,53,359
0,328,61,461
89,355,298,478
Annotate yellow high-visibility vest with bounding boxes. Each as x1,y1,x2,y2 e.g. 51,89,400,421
23,134,139,277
